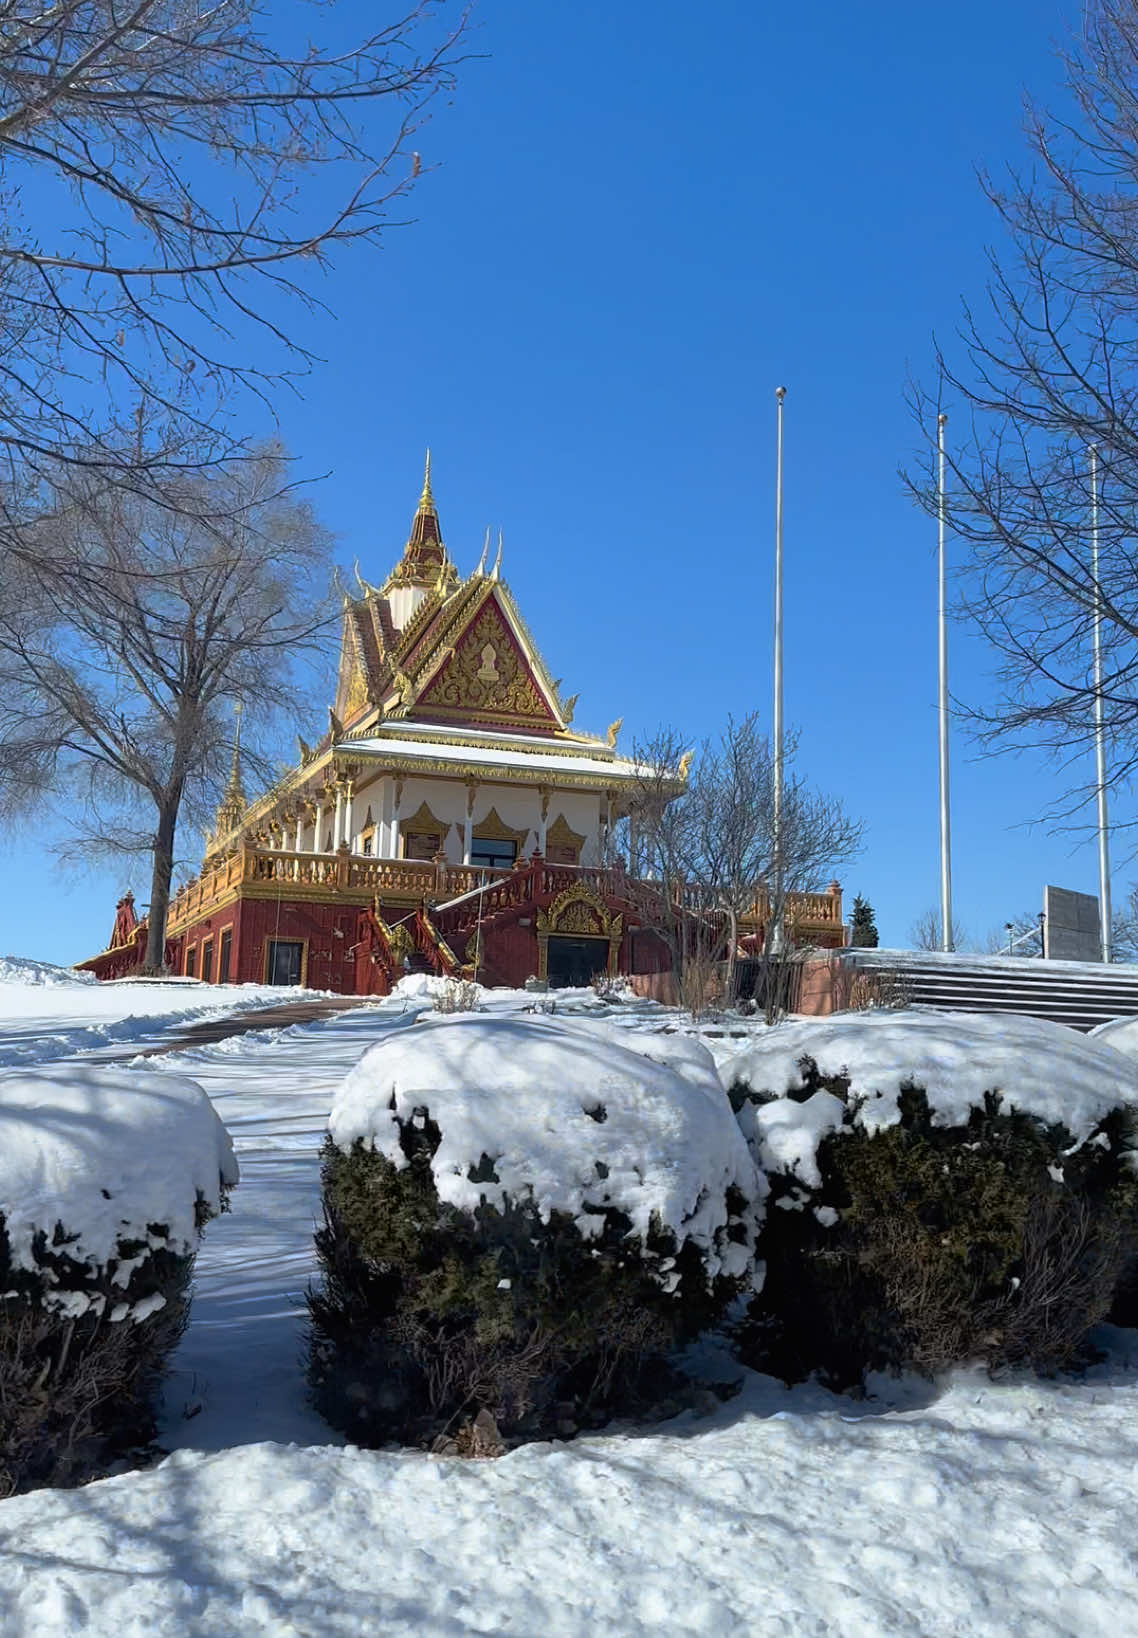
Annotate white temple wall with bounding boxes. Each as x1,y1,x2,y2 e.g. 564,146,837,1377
271,767,612,861
331,770,607,862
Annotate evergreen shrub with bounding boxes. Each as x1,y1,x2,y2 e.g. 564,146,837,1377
308,1119,747,1451
731,1059,1138,1388
0,1194,221,1496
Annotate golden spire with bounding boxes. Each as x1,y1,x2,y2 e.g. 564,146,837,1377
215,700,246,835
420,447,434,509
391,448,445,585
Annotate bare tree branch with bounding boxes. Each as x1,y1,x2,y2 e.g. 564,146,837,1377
0,441,337,966
0,0,466,494
907,2,1138,840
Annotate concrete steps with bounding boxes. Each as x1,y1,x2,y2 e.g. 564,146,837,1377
842,951,1138,1032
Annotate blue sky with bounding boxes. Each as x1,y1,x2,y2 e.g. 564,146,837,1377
4,0,1107,964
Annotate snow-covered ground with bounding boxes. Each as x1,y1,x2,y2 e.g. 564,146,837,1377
0,954,339,1068
4,974,1138,1635
5,1348,1138,1636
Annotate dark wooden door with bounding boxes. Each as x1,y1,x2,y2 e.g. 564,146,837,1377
266,939,303,985
546,935,609,989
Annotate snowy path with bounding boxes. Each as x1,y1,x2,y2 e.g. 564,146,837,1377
155,1000,419,1451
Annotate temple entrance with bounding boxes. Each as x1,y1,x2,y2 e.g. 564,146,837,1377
266,938,304,986
546,934,609,989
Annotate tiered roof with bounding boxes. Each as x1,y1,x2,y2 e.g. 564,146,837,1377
332,455,590,745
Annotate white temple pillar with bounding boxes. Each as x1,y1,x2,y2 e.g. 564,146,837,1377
538,787,550,855
333,784,345,849
294,811,305,852
391,778,404,859
312,801,324,853
343,783,355,852
463,781,476,865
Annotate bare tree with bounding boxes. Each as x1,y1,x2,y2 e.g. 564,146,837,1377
909,907,971,953
0,444,333,968
910,2,1138,836
0,0,463,496
623,715,863,1005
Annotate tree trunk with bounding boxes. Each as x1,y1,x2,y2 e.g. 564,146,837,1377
724,905,738,1002
144,799,179,973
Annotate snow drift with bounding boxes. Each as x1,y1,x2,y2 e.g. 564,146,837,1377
0,955,95,988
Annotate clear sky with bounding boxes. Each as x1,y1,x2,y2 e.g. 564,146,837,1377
4,0,1105,965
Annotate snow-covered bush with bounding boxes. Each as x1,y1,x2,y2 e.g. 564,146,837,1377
308,1014,763,1449
1,1064,237,1494
433,977,481,1014
724,1012,1138,1386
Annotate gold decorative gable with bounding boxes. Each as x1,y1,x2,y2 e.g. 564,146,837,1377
546,813,585,853
401,799,450,839
415,598,560,729
473,806,529,845
535,884,623,980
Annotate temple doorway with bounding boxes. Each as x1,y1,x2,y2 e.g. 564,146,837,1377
266,939,304,986
545,935,609,989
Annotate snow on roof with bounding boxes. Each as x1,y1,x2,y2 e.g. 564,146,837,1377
340,734,652,782
328,1012,764,1285
1,1063,238,1316
723,1008,1138,1142
367,720,609,751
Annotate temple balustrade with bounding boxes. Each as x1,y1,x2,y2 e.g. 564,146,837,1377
165,840,844,946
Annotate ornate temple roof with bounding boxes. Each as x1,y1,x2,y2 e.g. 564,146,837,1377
209,455,660,847
331,455,599,749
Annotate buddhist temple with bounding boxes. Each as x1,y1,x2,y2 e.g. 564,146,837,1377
79,458,847,991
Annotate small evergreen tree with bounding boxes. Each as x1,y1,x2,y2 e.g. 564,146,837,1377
850,894,878,948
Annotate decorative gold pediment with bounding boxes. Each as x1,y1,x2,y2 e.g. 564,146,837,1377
536,883,622,942
546,813,585,852
416,598,560,728
402,799,451,838
473,805,529,844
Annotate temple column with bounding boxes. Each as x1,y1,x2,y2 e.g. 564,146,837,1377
333,783,345,850
463,781,477,865
312,800,324,853
537,787,551,855
391,777,404,859
343,782,355,852
294,810,304,852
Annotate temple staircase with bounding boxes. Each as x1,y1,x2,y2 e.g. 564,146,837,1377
433,859,626,936
838,949,1138,1033
354,903,464,992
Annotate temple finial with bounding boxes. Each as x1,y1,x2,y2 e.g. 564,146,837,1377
420,448,433,509
491,529,503,580
392,448,444,582
475,526,490,576
215,699,246,834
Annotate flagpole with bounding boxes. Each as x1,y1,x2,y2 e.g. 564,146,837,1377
937,411,954,953
1090,443,1112,961
772,385,786,951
